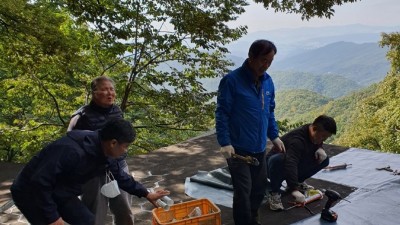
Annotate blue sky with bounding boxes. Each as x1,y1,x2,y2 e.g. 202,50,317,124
230,0,400,32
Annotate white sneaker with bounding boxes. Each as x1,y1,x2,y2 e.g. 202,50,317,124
298,182,314,192
268,192,284,211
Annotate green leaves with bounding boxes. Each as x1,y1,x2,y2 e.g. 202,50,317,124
333,33,400,153
380,32,400,74
254,0,359,20
336,73,400,153
0,0,369,162
0,0,245,161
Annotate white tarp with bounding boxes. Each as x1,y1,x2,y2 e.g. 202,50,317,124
185,148,400,225
294,148,400,225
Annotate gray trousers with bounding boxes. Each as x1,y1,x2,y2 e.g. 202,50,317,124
81,163,134,225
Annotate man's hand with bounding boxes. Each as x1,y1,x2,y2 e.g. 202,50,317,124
220,145,235,158
272,137,285,153
315,148,327,163
49,217,64,225
146,190,171,208
291,190,306,204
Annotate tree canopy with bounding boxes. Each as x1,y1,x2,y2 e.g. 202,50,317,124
335,33,400,153
255,0,358,20
1,0,362,162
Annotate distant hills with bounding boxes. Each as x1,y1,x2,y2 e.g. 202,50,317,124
275,84,379,142
275,89,331,121
273,70,362,98
203,24,396,98
270,41,390,86
226,24,399,59
206,41,387,97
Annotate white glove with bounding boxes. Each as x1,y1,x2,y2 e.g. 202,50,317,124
315,148,327,163
220,145,235,159
291,190,306,203
272,137,285,152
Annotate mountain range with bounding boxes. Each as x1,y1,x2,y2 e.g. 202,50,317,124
270,41,389,86
200,24,397,96
226,24,398,59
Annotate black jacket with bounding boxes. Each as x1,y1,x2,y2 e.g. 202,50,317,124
11,130,148,224
72,101,123,131
267,124,322,190
72,101,127,163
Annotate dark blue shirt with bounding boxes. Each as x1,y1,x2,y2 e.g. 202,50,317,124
11,130,148,224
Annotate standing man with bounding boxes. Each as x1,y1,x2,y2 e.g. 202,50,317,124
266,115,337,211
67,76,132,225
215,39,285,225
11,119,169,225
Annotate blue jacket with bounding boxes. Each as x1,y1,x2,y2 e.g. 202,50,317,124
215,60,279,154
11,130,148,224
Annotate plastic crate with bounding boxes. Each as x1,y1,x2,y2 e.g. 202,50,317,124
152,198,221,225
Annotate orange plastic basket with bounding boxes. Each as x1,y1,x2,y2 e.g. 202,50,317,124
152,198,221,225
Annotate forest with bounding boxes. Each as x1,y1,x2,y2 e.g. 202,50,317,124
1,0,398,163
270,34,400,153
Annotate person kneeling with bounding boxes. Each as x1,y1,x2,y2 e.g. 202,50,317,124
266,115,337,210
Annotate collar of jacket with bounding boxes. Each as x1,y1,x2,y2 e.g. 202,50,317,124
241,59,270,84
89,100,114,114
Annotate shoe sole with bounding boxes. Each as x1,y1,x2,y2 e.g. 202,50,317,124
269,204,284,211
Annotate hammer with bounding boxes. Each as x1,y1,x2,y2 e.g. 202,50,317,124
231,153,260,166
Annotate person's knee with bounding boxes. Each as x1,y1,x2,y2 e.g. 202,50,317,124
78,213,94,225
64,211,94,225
109,194,132,214
58,196,95,225
87,214,95,225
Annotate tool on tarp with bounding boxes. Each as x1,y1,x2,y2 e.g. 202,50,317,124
231,153,260,166
321,189,351,222
284,189,324,214
376,165,393,172
376,165,400,175
324,163,352,171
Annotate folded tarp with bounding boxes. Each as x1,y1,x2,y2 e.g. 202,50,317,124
189,166,233,191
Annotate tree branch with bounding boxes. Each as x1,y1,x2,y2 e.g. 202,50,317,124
21,122,64,131
130,143,153,153
31,74,66,126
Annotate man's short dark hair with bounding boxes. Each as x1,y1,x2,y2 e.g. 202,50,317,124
248,39,277,58
312,115,337,135
99,119,136,143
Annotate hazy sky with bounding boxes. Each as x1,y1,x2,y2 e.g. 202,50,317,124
230,0,400,32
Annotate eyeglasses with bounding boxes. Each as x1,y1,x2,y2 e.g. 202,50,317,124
94,88,115,94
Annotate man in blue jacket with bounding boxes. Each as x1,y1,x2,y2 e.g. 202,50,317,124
215,39,285,225
10,119,169,225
